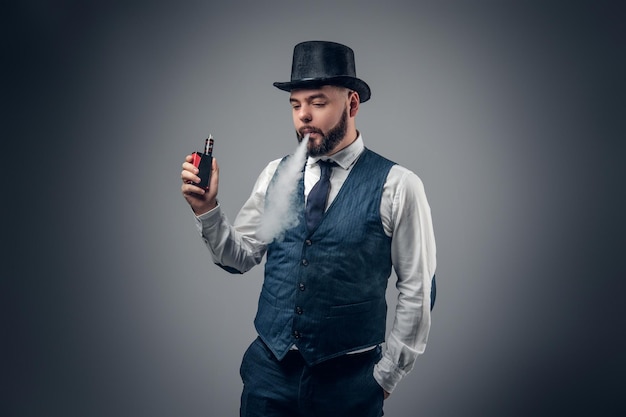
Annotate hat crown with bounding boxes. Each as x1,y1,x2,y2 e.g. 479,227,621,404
291,41,357,80
273,40,371,102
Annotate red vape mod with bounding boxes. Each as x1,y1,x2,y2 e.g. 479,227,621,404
191,135,213,189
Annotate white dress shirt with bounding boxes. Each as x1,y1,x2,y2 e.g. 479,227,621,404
194,134,436,393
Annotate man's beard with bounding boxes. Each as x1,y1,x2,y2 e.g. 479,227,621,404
296,108,348,157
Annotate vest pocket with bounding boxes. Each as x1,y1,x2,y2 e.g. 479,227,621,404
325,299,375,318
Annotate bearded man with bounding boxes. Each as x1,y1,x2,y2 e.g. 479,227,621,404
181,40,437,417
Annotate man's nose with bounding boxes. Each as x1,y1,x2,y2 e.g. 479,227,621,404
298,105,312,123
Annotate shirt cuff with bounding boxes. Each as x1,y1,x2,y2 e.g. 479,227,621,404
194,202,221,234
373,355,407,394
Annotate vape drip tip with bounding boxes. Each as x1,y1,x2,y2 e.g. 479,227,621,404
205,134,214,155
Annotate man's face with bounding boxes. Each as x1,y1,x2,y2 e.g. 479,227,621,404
290,86,351,157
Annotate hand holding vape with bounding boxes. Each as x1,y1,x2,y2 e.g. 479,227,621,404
191,134,214,189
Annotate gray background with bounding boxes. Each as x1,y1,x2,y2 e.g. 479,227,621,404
5,1,624,416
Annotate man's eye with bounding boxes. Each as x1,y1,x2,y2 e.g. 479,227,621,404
312,102,326,107
291,105,301,110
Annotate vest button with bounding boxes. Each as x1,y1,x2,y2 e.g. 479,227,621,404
299,283,306,291
301,259,309,266
305,239,312,246
296,306,303,315
293,331,301,339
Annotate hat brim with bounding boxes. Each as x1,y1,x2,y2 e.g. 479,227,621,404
273,76,371,103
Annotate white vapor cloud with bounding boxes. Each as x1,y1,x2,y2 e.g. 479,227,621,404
257,134,310,243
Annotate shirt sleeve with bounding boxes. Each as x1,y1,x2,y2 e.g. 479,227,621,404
373,167,437,393
194,160,280,273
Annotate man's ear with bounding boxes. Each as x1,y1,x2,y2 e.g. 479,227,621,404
349,91,359,117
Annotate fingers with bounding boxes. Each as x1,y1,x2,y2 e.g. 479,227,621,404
181,181,205,196
181,167,200,186
208,156,219,190
180,155,219,203
181,155,219,184
181,156,200,184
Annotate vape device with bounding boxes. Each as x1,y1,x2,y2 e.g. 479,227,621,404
191,134,214,189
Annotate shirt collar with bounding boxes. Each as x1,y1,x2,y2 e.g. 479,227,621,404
307,133,365,170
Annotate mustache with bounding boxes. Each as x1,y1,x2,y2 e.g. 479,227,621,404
298,126,324,137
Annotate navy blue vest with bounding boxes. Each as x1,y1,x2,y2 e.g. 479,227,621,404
255,148,396,365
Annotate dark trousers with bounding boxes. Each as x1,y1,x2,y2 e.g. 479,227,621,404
240,337,385,417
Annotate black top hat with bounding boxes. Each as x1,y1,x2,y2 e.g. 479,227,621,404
273,41,371,103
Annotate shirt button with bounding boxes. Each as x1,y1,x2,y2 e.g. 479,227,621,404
296,306,303,315
293,331,301,339
299,283,306,291
301,259,308,266
305,239,312,246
